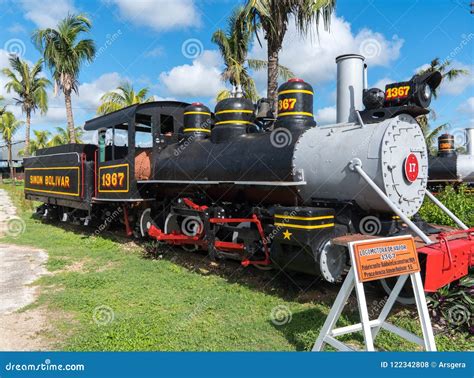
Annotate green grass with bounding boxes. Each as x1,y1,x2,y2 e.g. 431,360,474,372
1,183,472,351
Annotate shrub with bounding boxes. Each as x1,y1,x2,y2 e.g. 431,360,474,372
428,274,474,334
419,185,474,227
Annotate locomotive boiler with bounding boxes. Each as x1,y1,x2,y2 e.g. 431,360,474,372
24,54,474,297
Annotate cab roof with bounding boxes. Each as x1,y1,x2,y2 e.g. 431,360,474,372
84,101,190,132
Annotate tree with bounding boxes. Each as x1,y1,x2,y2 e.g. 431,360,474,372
0,95,6,116
49,126,84,146
28,130,51,155
0,112,22,180
423,123,447,156
97,82,153,115
245,0,335,113
212,6,293,102
33,13,96,143
416,58,469,155
417,58,468,99
2,56,50,157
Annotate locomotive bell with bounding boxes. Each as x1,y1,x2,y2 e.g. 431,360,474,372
183,102,212,139
211,97,256,143
363,88,385,110
275,78,316,130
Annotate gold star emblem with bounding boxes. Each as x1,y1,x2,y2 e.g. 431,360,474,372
283,229,292,240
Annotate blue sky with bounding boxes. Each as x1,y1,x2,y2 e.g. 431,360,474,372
0,0,473,143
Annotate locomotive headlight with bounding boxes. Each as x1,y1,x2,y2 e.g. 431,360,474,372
384,70,441,109
412,70,441,108
422,83,431,101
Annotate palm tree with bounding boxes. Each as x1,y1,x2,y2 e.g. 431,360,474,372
49,126,84,146
28,129,51,155
2,56,50,157
33,13,96,143
417,58,468,99
416,58,469,155
245,0,335,113
0,112,22,180
0,95,6,116
423,123,447,156
97,82,154,115
212,6,293,102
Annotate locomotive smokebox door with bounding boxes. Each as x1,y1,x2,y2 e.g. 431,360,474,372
270,207,348,283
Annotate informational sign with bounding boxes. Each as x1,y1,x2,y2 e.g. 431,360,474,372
352,236,420,283
24,166,81,197
98,163,129,193
313,235,435,352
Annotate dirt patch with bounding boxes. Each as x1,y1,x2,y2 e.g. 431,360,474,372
0,307,52,351
0,244,51,351
62,259,89,273
57,258,118,274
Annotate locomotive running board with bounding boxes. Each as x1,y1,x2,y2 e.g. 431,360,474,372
137,179,306,186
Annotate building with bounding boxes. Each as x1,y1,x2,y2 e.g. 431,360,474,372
0,141,24,178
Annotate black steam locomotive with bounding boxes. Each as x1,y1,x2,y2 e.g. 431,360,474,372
24,54,473,295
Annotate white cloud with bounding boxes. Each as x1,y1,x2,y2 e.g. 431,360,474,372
413,63,431,74
439,62,474,96
371,77,394,90
250,15,403,87
74,72,124,109
7,23,27,34
145,46,165,58
458,97,474,115
20,0,77,28
108,0,201,31
0,50,13,102
159,50,224,97
315,106,336,125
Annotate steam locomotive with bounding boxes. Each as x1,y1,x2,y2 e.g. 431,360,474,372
428,129,474,191
24,54,473,296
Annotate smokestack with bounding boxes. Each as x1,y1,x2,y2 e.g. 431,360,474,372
335,54,365,123
466,128,474,156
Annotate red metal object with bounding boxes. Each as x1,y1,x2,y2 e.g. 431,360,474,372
417,227,474,292
147,207,271,266
404,153,419,182
214,240,245,252
148,225,206,246
123,205,133,237
183,198,208,211
209,214,271,267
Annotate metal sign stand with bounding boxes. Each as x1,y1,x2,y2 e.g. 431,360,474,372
312,239,437,352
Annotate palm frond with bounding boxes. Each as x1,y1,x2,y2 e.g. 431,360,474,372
97,82,151,115
216,89,231,102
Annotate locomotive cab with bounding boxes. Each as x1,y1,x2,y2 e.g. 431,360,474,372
84,101,190,201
